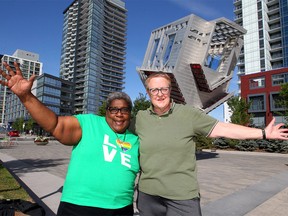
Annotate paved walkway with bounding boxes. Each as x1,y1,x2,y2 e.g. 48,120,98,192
1,139,288,215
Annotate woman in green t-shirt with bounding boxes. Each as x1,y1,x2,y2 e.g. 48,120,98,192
0,62,139,216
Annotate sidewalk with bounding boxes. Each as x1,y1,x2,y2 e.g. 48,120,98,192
0,140,70,215
1,140,288,215
198,150,288,216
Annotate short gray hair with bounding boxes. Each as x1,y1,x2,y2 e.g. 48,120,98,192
145,72,172,89
106,92,132,110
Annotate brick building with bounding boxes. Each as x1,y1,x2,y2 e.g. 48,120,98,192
241,68,288,127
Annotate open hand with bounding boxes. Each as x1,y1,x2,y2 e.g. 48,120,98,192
265,117,288,139
0,62,36,97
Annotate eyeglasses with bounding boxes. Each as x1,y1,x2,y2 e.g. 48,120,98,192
107,107,131,114
148,87,171,95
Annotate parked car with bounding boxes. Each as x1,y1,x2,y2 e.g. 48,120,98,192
8,130,20,137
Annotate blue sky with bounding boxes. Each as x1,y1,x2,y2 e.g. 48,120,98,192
0,0,236,120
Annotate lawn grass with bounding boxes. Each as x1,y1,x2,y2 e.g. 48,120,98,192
0,163,32,201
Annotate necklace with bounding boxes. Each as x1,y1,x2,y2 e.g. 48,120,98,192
115,131,131,152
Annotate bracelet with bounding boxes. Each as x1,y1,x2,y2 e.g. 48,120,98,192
262,129,266,140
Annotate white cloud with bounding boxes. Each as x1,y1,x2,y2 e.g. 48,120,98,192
168,0,233,20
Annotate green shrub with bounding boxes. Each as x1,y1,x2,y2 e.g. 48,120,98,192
213,138,239,149
236,140,258,151
258,139,288,153
194,134,213,150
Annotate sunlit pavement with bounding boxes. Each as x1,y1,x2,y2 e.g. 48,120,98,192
1,141,288,216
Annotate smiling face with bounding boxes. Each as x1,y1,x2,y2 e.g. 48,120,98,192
146,76,171,115
105,99,131,133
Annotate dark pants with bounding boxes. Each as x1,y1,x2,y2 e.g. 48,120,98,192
137,191,202,216
57,201,134,216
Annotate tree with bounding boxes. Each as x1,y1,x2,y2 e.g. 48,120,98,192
25,117,35,131
12,117,25,132
227,96,252,126
193,134,214,150
97,101,107,116
276,83,288,125
132,93,150,118
97,93,150,118
216,96,253,151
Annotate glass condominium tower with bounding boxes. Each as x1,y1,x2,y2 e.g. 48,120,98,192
223,0,288,122
60,0,127,114
234,0,288,78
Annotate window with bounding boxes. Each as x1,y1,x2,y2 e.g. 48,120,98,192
150,38,160,64
259,39,264,48
270,93,285,111
248,94,266,112
206,54,222,71
251,116,265,128
259,30,263,39
249,77,265,89
45,77,61,87
275,116,287,125
272,73,288,85
43,96,60,106
260,49,264,58
43,86,61,97
258,20,263,29
163,34,176,63
260,59,265,69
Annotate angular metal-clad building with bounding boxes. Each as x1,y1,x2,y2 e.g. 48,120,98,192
137,14,246,113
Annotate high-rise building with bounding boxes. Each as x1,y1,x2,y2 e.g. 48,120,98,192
1,50,74,132
5,73,74,131
60,0,127,114
0,50,43,125
232,0,288,125
137,14,246,113
234,0,288,78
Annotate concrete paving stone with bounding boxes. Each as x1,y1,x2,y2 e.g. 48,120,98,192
1,141,288,216
245,186,288,216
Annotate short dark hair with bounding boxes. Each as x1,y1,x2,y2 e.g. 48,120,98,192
106,92,132,110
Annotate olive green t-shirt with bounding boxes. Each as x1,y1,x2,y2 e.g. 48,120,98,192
135,103,217,200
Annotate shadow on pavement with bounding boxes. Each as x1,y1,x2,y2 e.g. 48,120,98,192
3,158,68,177
1,160,57,216
40,186,63,199
196,151,219,160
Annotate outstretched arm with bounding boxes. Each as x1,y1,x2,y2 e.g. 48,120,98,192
209,117,288,140
0,62,81,145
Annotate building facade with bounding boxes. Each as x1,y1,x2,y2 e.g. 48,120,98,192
137,14,246,113
1,50,74,132
241,68,288,127
60,0,127,114
234,0,288,77
0,50,43,125
34,74,74,117
4,72,74,129
232,0,288,124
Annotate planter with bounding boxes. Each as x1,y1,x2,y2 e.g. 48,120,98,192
34,136,49,145
34,141,49,145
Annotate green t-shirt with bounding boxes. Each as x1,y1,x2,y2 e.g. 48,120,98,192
135,103,217,200
61,114,140,209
